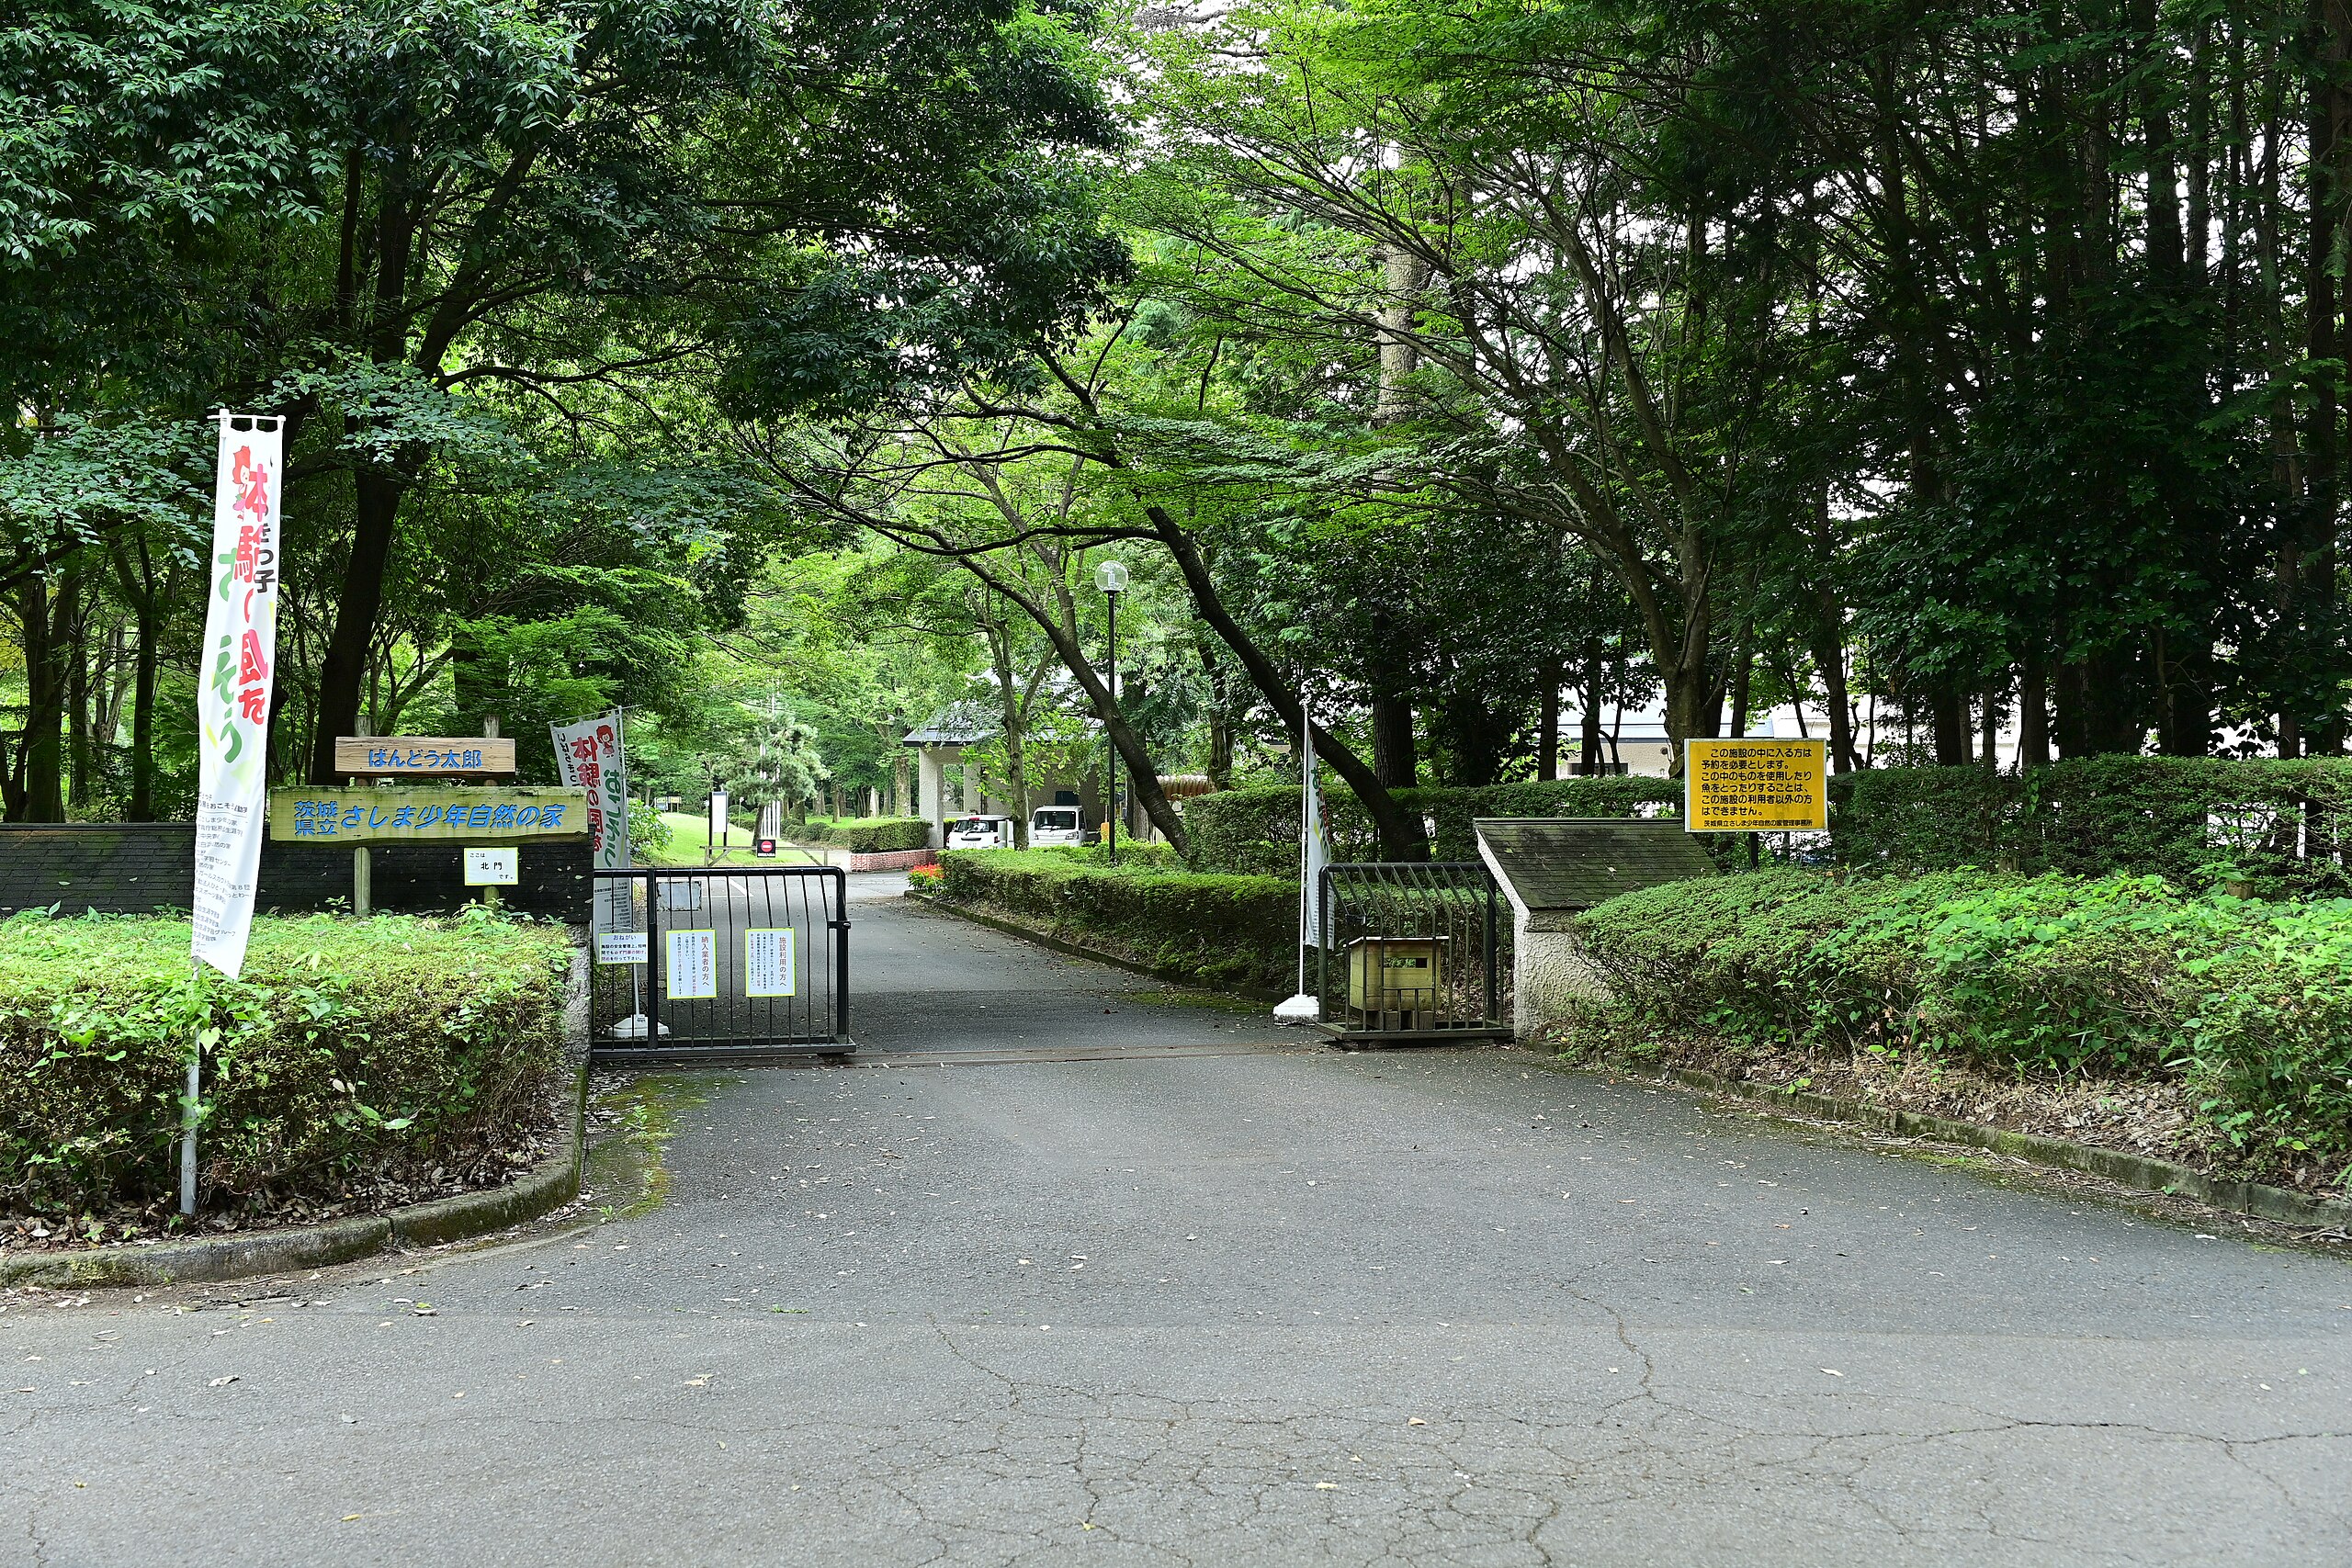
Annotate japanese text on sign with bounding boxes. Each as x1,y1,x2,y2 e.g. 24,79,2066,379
369,747,482,770
666,930,718,999
266,786,588,844
595,931,650,965
289,799,566,838
1683,739,1828,832
192,413,285,980
745,929,797,998
463,847,518,886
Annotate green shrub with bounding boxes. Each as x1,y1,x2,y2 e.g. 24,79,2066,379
1,908,573,1225
1832,756,2352,894
1184,777,1681,874
803,816,929,852
628,799,673,860
935,848,1295,991
1571,870,2352,1180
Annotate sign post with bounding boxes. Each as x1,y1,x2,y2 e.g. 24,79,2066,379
187,411,284,1215
1682,739,1828,865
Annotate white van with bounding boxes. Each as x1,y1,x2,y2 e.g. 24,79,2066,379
944,814,1013,849
1028,806,1088,847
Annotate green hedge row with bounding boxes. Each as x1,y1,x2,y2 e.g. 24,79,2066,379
1830,756,2352,894
1570,869,2352,1185
1184,777,1682,874
799,816,932,853
1185,757,2352,894
933,848,1295,992
2,909,573,1227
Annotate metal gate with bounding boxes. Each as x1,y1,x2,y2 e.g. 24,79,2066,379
588,867,851,1064
1316,862,1510,1043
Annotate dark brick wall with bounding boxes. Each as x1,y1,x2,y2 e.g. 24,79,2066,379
0,825,589,922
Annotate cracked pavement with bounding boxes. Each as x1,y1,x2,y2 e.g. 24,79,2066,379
6,878,2349,1565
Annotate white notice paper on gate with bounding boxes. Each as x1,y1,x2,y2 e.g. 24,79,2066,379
665,930,717,998
744,928,797,997
595,931,649,965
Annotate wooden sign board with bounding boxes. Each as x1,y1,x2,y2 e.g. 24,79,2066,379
268,785,590,844
1683,739,1828,832
335,737,517,776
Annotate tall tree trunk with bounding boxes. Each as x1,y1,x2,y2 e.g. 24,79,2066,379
1579,637,1605,773
311,471,405,782
1930,684,1972,766
1726,616,1756,740
952,551,1191,854
1372,694,1418,790
2018,648,2052,767
1148,513,1426,858
64,558,92,809
14,573,68,820
1537,666,1560,782
2157,631,2216,756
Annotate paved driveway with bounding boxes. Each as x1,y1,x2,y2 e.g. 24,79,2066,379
7,880,2348,1566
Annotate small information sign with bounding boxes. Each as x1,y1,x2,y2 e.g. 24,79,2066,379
335,737,516,776
462,847,518,886
666,930,717,998
594,931,649,965
1684,739,1829,831
745,928,797,998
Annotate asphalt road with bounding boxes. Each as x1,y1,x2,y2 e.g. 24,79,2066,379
7,877,2349,1566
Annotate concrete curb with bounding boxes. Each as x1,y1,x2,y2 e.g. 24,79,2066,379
911,892,1283,1002
1564,1051,2352,1231
2,947,595,1291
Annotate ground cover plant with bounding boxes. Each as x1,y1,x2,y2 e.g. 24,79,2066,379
1566,870,2352,1192
1,908,573,1242
930,846,1291,992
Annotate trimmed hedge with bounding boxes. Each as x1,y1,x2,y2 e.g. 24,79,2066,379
801,816,932,853
2,908,573,1226
1184,777,1682,874
1831,756,2352,894
1570,869,2352,1186
1187,757,2352,896
933,847,1294,992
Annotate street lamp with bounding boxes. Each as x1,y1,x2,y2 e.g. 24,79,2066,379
1094,558,1129,863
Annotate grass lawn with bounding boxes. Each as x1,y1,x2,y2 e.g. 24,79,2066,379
645,811,829,867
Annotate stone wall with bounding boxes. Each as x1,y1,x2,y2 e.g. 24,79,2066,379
0,824,589,922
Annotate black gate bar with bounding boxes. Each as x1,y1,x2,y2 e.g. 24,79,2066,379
589,865,851,1065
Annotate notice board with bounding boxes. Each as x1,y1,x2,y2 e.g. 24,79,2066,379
1683,739,1828,832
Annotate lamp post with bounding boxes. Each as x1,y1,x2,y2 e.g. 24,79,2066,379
1094,558,1130,863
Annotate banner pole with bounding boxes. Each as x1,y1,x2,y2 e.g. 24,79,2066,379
180,960,201,1216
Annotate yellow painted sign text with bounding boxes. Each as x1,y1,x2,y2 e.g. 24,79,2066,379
1683,739,1828,832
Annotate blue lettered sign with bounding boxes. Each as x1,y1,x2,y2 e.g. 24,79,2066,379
267,786,590,843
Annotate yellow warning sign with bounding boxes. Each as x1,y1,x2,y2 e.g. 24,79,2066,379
1684,739,1828,832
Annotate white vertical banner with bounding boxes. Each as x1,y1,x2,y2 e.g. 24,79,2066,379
191,412,284,980
551,709,632,931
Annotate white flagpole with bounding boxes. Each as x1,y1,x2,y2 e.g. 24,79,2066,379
1275,701,1321,1023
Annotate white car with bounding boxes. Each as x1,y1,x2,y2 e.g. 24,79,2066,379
944,814,1013,849
1028,806,1089,847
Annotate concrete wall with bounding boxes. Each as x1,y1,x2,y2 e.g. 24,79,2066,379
0,824,590,922
1511,919,1613,1039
